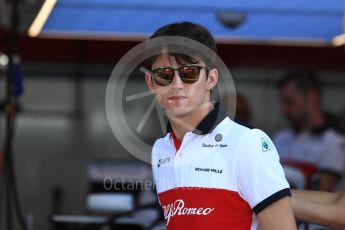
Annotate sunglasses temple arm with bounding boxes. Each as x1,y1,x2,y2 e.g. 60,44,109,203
139,67,153,75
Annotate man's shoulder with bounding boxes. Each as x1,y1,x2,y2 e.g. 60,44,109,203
319,128,345,151
152,134,170,150
220,117,252,139
239,127,272,144
223,119,273,150
323,127,345,141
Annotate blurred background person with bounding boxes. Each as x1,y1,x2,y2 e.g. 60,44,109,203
223,93,253,127
274,71,345,191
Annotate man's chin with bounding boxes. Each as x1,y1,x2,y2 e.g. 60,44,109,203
165,107,193,118
166,110,189,118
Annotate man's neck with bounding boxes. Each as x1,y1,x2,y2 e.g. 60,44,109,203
168,102,214,140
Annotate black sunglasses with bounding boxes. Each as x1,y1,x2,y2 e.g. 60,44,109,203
151,65,208,86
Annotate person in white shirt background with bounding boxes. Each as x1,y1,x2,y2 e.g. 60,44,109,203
274,71,345,191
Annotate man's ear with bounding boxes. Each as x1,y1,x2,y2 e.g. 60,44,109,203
145,72,155,94
206,68,218,90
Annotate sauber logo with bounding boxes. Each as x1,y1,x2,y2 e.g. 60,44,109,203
162,199,214,225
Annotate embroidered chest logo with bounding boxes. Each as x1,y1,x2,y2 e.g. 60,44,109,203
215,134,222,142
202,143,228,148
157,157,170,168
162,199,214,225
195,167,223,174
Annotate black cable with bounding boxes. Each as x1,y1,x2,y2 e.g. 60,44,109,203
8,108,28,230
5,162,12,230
0,0,28,229
2,114,15,230
3,60,15,230
0,169,3,229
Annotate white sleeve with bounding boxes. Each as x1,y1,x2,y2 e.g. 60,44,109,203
235,128,290,215
319,133,345,175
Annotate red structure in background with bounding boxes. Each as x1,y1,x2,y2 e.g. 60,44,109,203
0,28,345,71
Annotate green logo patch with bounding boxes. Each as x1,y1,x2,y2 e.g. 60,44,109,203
261,137,271,152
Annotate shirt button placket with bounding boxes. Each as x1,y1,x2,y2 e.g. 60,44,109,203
173,134,192,186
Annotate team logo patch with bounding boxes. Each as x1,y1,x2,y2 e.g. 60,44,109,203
215,134,222,142
261,137,271,152
157,157,170,168
162,199,214,225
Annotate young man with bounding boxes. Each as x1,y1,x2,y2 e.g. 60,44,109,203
274,72,345,191
145,22,296,229
291,188,345,229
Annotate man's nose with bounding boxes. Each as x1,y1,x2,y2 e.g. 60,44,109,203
170,71,184,89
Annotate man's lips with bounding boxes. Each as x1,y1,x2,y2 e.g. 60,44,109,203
168,96,187,100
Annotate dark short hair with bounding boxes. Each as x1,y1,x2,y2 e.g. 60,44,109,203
276,70,321,96
144,21,217,70
150,21,217,52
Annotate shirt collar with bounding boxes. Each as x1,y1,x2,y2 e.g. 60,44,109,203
166,103,228,135
309,123,331,135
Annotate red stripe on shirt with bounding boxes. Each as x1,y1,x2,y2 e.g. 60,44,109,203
170,132,182,152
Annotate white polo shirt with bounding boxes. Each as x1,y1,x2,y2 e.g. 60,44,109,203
151,104,290,230
274,127,345,181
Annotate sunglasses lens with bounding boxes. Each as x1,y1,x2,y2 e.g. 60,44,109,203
153,68,174,86
179,66,200,83
152,66,202,86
